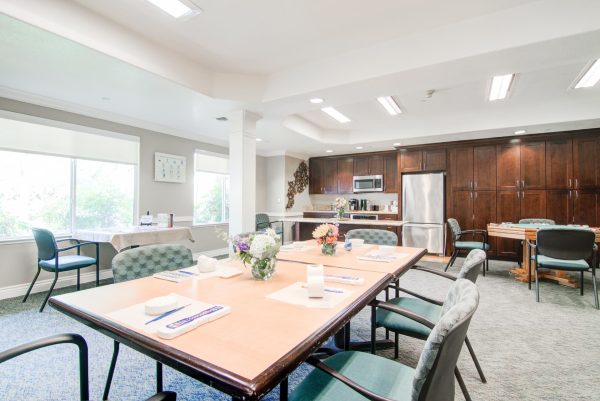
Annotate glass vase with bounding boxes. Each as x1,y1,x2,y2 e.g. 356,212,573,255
250,257,276,280
321,242,337,256
336,209,345,219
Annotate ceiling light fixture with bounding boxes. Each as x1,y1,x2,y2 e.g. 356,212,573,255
393,142,401,147
321,107,351,123
310,98,324,104
377,96,402,115
255,138,263,142
574,59,600,89
325,149,333,153
146,0,200,18
488,73,515,101
355,146,363,150
514,130,526,135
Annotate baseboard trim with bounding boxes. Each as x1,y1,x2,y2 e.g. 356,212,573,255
0,269,114,301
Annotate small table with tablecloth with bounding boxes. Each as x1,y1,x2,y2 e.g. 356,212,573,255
73,226,194,252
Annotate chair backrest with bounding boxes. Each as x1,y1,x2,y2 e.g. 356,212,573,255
412,279,479,401
256,213,271,231
111,244,193,283
345,229,398,245
519,218,555,225
31,228,58,261
447,218,461,241
456,249,487,283
536,228,595,261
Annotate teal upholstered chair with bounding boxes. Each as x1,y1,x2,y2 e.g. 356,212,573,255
0,333,176,401
23,228,99,312
256,213,283,236
528,228,598,309
288,279,479,401
445,218,489,275
345,228,398,246
517,218,555,267
377,249,487,401
104,244,193,400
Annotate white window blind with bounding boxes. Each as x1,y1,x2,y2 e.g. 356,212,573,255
195,151,228,174
0,117,139,165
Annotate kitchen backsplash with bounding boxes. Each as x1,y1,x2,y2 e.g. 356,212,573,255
309,193,399,211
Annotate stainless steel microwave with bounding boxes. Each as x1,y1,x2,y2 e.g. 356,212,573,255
353,175,384,193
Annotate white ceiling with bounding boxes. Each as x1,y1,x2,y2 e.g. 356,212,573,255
1,0,600,157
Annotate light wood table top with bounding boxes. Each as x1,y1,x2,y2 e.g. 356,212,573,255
277,241,426,279
49,260,390,400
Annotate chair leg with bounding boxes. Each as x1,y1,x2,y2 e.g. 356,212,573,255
103,341,120,400
592,267,599,310
394,332,399,359
454,367,472,401
580,271,584,296
157,361,163,393
77,268,81,291
535,267,540,303
482,255,486,277
280,377,289,401
39,271,59,312
445,250,458,272
465,336,486,383
370,304,376,355
23,267,41,303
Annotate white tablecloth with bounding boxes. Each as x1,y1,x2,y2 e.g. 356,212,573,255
73,226,194,251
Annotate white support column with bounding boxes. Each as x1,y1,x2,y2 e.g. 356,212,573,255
228,110,261,237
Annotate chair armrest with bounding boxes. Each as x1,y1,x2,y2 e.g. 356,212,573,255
306,356,395,401
412,265,457,281
56,238,80,244
0,333,89,401
145,392,177,401
460,229,488,242
58,241,99,253
371,300,436,329
392,286,443,306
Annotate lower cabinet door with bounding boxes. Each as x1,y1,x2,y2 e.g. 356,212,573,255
573,190,598,226
546,190,572,225
496,190,519,259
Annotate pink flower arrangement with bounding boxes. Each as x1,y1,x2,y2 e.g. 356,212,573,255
312,223,339,244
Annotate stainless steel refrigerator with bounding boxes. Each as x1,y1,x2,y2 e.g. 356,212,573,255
401,173,445,254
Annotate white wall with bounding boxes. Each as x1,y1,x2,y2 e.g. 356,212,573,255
0,98,233,298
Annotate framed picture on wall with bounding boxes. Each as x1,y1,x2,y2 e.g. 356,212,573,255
154,152,186,183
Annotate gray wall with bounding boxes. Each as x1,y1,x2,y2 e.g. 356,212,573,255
0,98,231,294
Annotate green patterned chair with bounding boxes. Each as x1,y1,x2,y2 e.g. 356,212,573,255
104,244,193,400
345,228,398,246
256,213,283,236
516,218,555,268
288,279,479,401
376,249,488,401
445,218,489,275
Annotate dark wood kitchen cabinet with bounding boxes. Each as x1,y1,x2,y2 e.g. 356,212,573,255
573,137,599,189
401,149,446,172
399,150,422,172
451,190,497,255
449,147,473,190
354,155,384,176
573,190,598,226
309,157,338,194
322,158,338,194
450,145,496,191
337,157,354,194
545,139,573,189
383,153,398,193
546,190,571,225
546,189,598,226
520,142,546,189
496,143,520,190
309,158,324,194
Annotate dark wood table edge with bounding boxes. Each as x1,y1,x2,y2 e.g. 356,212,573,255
49,271,393,400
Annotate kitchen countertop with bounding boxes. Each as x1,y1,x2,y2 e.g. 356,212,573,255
304,210,399,215
279,217,405,227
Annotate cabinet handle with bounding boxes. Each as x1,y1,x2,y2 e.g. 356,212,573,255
575,190,579,199
470,192,473,199
521,191,525,199
474,181,477,189
516,180,519,189
569,190,572,199
569,179,572,188
522,180,525,188
575,178,578,189
475,192,478,199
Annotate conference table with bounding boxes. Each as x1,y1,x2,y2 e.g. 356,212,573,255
487,223,600,287
73,226,194,252
49,244,425,400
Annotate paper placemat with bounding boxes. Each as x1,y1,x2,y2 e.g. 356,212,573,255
181,263,243,280
279,244,314,252
266,282,353,308
357,251,410,263
106,294,225,335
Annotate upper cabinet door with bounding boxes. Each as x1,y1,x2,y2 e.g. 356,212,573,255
520,190,547,219
451,190,474,231
545,139,573,189
449,147,473,190
473,145,497,190
309,158,324,194
369,155,384,175
383,153,399,193
337,157,354,194
520,142,545,189
353,156,370,176
573,137,599,189
400,150,423,172
496,143,520,190
322,158,338,194
572,190,598,226
422,149,446,171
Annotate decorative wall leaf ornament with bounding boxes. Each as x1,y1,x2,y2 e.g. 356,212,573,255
286,161,309,209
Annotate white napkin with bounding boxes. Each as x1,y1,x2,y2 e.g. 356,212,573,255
196,255,218,272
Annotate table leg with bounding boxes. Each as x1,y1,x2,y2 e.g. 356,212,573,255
294,222,300,241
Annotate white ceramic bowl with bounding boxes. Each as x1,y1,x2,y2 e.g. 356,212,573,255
349,238,365,247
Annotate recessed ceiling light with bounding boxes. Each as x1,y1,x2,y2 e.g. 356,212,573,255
574,59,600,89
101,96,110,101
489,74,515,101
325,149,333,153
310,98,324,104
393,142,401,147
355,146,363,150
256,138,263,142
377,96,403,115
146,0,201,18
321,107,351,123
514,130,526,135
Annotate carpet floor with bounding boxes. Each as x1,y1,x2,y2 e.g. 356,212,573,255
1,258,599,401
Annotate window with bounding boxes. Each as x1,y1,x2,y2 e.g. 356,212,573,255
0,116,139,240
194,152,229,225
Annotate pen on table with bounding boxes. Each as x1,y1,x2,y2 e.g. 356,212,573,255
145,304,191,325
301,284,344,294
177,270,198,276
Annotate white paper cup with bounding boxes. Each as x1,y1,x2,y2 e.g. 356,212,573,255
349,238,365,247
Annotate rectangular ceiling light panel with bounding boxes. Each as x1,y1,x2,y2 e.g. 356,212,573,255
574,59,600,89
321,107,351,123
377,96,403,115
146,0,197,18
489,74,515,101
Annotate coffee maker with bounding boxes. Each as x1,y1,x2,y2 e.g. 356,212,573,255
348,198,359,211
360,199,368,211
